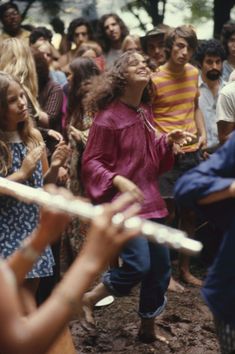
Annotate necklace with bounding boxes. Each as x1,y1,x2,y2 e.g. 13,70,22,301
120,100,156,133
137,108,156,133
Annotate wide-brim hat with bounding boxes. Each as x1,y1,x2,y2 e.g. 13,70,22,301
143,27,166,38
140,24,170,51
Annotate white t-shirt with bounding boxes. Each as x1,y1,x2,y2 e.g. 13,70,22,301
216,81,235,123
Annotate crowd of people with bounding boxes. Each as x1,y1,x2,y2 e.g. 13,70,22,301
0,1,235,353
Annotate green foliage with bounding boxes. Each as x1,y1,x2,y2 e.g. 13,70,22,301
125,0,213,25
172,0,214,24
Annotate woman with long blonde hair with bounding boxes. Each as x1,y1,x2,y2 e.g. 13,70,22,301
0,38,62,142
0,71,56,295
0,38,40,118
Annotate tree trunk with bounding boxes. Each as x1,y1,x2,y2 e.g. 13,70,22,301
14,0,34,21
144,0,167,25
213,0,235,38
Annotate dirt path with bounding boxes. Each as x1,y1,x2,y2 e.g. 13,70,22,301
70,283,219,353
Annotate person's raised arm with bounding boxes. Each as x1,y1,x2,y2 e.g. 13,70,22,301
7,146,44,183
0,191,140,354
43,141,70,184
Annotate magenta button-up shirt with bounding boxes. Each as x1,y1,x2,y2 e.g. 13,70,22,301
82,100,174,219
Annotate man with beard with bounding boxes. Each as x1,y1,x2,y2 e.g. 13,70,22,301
0,2,30,45
96,13,129,68
194,39,226,151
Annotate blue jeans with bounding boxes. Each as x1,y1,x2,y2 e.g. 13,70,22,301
102,219,171,319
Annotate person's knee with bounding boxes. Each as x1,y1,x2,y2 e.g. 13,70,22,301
121,238,151,281
129,256,150,280
103,257,151,297
123,255,150,283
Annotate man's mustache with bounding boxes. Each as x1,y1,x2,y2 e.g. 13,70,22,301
206,69,221,80
207,69,221,75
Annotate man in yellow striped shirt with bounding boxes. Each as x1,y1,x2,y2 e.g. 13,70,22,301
152,25,207,288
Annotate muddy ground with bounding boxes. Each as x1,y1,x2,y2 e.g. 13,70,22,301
69,262,220,354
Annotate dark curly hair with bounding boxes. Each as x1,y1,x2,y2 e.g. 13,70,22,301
0,2,19,21
67,18,93,43
96,13,129,53
194,39,226,66
84,50,154,113
29,26,53,45
221,21,235,57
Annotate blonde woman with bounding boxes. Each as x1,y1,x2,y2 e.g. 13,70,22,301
121,34,141,52
0,71,64,295
33,40,67,87
0,38,62,142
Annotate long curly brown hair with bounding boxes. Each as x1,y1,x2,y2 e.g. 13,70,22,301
96,13,129,53
84,50,155,114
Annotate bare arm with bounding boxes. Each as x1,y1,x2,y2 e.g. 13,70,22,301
58,54,67,68
194,99,207,149
80,128,90,145
198,181,235,205
113,175,144,203
37,111,50,128
43,142,69,184
7,146,44,183
0,191,140,354
69,126,90,145
217,120,235,145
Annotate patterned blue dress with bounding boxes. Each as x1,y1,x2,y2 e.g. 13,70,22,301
0,131,54,278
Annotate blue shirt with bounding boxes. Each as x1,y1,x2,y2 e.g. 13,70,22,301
198,76,225,148
50,70,67,87
174,133,235,326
